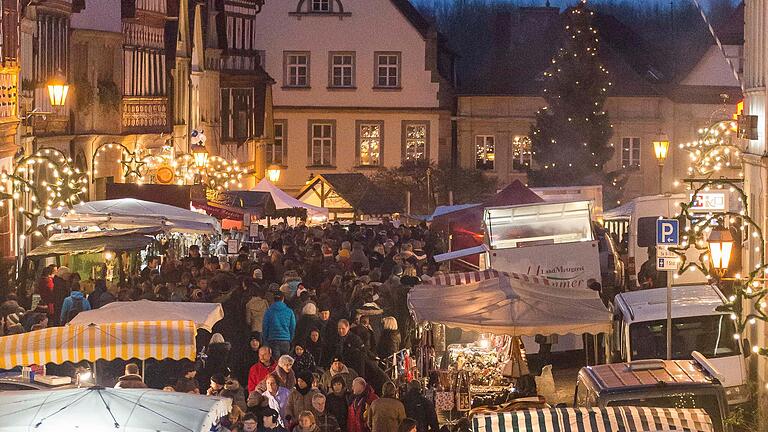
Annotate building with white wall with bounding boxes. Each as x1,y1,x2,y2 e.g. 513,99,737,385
251,0,455,193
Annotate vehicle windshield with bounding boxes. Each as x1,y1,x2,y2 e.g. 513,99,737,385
630,314,739,360
607,392,724,432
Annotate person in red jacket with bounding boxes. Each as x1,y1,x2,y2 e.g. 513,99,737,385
346,377,378,432
248,346,276,392
37,265,55,320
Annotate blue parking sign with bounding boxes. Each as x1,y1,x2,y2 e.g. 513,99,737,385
656,219,679,246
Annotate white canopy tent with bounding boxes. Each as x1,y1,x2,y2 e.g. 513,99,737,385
0,387,231,432
409,269,610,336
44,198,220,234
68,300,224,332
253,178,328,219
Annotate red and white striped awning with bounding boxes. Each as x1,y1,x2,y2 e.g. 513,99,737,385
426,269,550,286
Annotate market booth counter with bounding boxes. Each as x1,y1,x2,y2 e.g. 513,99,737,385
408,269,611,421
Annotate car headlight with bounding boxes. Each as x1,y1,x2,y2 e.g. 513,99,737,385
725,384,750,404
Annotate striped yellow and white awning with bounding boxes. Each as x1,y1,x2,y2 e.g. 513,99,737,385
472,407,715,432
0,320,196,369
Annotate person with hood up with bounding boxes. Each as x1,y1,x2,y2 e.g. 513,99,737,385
320,357,357,393
292,343,317,375
346,377,378,432
286,371,320,427
325,376,349,432
262,292,296,360
311,393,341,432
240,332,262,386
59,281,91,324
199,333,231,392
114,363,147,389
305,328,325,367
367,382,405,432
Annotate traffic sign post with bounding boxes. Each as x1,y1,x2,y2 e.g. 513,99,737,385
656,219,679,361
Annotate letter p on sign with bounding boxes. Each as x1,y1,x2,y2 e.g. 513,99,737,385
656,219,679,246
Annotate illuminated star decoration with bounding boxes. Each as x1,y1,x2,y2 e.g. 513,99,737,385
121,152,147,179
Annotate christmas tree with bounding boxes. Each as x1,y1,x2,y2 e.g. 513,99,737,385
528,1,620,199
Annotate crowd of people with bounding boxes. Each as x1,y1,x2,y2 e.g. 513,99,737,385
0,222,453,432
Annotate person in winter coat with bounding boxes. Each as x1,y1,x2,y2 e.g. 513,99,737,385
346,377,378,432
349,315,376,354
87,279,107,310
114,363,147,389
292,344,317,375
320,358,358,393
286,371,320,426
199,333,231,392
305,328,325,367
52,266,73,326
59,282,91,324
245,288,269,333
261,375,291,426
37,265,55,319
333,320,367,378
377,317,401,359
325,376,349,432
255,355,296,393
257,409,287,432
262,292,296,360
294,303,321,346
220,378,248,412
207,373,227,396
367,382,405,432
240,332,262,386
402,381,439,432
248,346,277,392
311,393,341,432
295,411,320,432
174,364,200,394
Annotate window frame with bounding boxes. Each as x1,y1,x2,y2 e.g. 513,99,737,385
621,137,641,168
401,120,430,162
512,136,532,171
268,120,287,166
328,51,356,89
283,51,311,88
355,120,384,167
374,51,402,89
220,87,255,142
307,120,336,167
475,135,496,171
311,0,331,12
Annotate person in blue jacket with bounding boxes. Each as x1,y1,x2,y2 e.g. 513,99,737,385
60,282,92,324
262,292,296,360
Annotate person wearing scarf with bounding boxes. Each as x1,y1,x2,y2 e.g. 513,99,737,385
346,377,378,432
286,370,319,428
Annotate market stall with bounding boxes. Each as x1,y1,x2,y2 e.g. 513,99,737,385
253,177,329,223
68,300,224,332
0,387,231,432
471,407,714,432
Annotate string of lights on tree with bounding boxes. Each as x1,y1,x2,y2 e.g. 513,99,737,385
0,148,87,242
91,138,245,192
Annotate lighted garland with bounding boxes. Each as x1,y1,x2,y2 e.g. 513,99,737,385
1,148,87,241
91,142,245,191
678,119,743,178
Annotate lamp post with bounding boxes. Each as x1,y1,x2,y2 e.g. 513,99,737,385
265,164,281,183
708,226,734,278
46,71,70,107
653,136,670,195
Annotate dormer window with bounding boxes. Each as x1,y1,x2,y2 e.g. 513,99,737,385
311,0,330,12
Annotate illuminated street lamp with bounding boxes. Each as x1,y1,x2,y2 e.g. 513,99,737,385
47,71,70,107
266,164,282,183
708,226,734,278
191,143,209,169
653,136,670,195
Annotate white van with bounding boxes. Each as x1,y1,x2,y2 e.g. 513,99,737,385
610,285,750,407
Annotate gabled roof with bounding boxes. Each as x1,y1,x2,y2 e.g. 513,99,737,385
391,0,431,37
299,173,402,215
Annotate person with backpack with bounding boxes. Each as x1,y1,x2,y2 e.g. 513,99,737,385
59,281,91,324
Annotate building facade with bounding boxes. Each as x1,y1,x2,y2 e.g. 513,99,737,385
250,0,455,193
456,6,743,206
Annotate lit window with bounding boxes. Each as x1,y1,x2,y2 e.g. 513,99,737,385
268,122,286,165
285,52,310,87
375,52,401,88
404,123,427,161
512,136,532,171
311,0,330,12
358,122,382,166
475,135,495,170
622,137,641,168
311,122,334,166
330,53,355,88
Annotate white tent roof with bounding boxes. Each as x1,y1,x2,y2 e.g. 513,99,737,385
253,178,328,218
68,300,224,332
0,387,231,432
45,198,220,234
409,269,610,336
